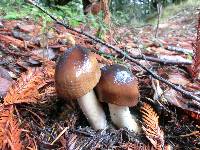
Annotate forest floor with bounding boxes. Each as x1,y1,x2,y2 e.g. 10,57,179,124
0,2,200,150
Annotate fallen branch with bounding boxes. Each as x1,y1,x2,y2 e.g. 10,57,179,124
165,45,194,55
97,50,192,65
155,2,162,38
125,54,192,65
27,0,200,103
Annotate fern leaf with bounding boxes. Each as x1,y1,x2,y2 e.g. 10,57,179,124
141,103,164,150
0,105,13,149
4,68,46,105
0,105,23,150
6,114,23,150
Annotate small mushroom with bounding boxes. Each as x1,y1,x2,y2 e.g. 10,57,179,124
55,45,107,130
95,64,140,132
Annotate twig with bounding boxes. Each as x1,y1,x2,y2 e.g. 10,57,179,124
125,54,192,65
27,0,200,103
155,2,162,38
51,126,69,145
166,45,194,55
73,129,95,137
97,50,192,65
180,131,200,137
24,108,45,126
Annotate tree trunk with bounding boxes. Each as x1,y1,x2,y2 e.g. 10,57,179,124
101,0,111,25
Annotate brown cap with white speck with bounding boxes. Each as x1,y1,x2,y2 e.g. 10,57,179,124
95,64,139,106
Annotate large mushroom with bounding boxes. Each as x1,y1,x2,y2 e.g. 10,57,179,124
95,64,140,132
55,45,107,130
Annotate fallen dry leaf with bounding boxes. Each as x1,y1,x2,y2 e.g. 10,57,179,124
141,103,165,150
3,68,46,105
164,88,200,116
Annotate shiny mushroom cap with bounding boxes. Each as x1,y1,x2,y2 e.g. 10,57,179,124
55,45,101,99
95,64,140,107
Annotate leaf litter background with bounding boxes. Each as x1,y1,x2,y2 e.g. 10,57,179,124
0,3,200,150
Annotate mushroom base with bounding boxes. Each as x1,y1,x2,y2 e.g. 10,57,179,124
109,103,140,132
77,90,107,130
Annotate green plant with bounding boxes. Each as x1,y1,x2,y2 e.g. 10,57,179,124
111,3,145,27
0,0,105,28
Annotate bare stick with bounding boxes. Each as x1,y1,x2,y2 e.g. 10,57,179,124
155,2,162,38
123,53,192,65
166,45,193,55
27,0,200,103
96,50,192,65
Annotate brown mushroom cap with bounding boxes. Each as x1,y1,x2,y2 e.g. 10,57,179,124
95,64,139,107
55,45,101,99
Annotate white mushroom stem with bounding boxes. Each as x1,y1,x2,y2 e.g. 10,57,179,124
108,103,140,133
77,90,107,130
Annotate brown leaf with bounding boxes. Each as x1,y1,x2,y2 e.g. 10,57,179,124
3,68,46,105
0,77,12,98
168,71,191,86
164,88,200,119
28,48,56,65
0,105,14,149
0,105,23,150
6,113,23,150
15,24,36,33
0,65,13,98
0,67,12,81
141,103,164,150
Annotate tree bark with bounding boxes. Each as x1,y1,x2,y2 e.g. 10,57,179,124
101,0,111,25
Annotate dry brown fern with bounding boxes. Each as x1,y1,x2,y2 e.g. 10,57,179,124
42,61,55,79
3,66,55,105
22,121,38,150
0,105,23,150
6,113,23,150
0,105,14,149
140,103,164,150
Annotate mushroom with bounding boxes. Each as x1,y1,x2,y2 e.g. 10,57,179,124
95,64,140,132
55,45,107,130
